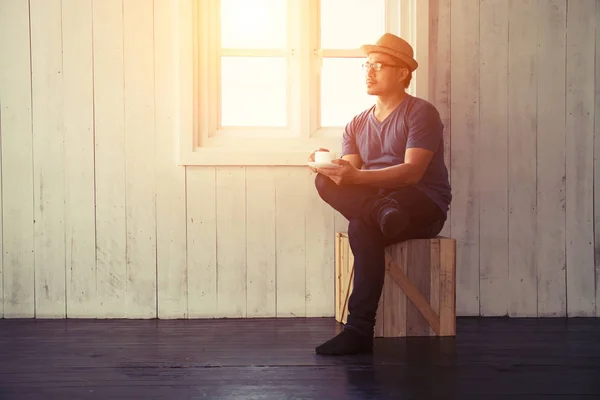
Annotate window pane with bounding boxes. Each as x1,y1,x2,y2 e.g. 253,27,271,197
320,0,386,49
221,0,287,49
220,57,287,127
320,58,374,127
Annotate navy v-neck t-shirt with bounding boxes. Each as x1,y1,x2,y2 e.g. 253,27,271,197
341,94,452,218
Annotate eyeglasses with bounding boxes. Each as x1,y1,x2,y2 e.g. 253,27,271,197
361,61,405,72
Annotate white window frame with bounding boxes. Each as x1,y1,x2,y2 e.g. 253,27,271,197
175,0,429,166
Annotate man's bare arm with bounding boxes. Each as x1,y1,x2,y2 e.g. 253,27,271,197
341,153,363,170
352,147,434,188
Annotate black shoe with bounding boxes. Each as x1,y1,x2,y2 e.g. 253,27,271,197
315,329,373,356
370,196,409,239
379,206,409,239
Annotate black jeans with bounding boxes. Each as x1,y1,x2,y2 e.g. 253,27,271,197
314,173,446,336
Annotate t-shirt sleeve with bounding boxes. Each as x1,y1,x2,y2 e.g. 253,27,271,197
341,119,359,156
406,102,444,152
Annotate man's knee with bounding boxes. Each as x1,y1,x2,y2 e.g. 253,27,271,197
348,218,382,249
314,173,335,199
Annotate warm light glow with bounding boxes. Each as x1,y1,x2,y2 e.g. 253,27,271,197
320,0,386,49
220,0,287,49
321,58,374,127
221,57,287,127
218,0,387,129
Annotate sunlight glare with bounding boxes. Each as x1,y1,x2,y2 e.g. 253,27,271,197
221,0,287,49
321,58,375,127
320,0,386,49
221,57,287,127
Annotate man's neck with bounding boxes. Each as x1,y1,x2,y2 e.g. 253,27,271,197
373,91,407,122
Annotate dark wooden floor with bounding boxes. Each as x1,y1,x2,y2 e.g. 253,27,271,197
0,317,599,399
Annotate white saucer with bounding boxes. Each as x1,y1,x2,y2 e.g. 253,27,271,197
308,161,341,169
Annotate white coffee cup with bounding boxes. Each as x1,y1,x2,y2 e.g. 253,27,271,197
314,151,336,164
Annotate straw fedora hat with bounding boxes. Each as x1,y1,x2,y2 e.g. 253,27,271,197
360,33,418,72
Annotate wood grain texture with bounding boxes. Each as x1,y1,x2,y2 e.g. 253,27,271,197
383,244,406,337
596,0,600,318
333,211,348,234
0,105,2,318
450,0,480,316
186,167,217,318
305,174,335,317
1,318,600,398
123,0,156,318
507,0,538,317
428,0,452,239
565,0,596,317
439,238,456,335
62,0,97,318
246,167,276,317
92,0,127,318
536,0,567,317
430,239,441,326
0,0,35,318
216,167,247,318
2,0,600,320
405,240,432,336
31,0,66,318
479,0,509,317
154,0,188,319
337,235,456,337
275,168,307,317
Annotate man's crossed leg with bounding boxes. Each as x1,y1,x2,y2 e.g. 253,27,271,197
313,174,445,356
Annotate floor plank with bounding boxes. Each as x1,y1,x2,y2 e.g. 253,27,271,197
0,318,599,399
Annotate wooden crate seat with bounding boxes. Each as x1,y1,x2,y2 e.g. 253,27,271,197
335,232,457,337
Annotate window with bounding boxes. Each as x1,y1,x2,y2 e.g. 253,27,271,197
177,0,429,166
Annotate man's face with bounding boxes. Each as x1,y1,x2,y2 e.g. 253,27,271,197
363,52,409,96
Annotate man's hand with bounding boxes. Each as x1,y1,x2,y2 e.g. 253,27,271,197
316,158,361,185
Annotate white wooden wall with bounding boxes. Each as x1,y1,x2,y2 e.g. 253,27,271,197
0,0,598,319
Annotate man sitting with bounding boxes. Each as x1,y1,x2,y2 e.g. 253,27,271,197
309,33,452,356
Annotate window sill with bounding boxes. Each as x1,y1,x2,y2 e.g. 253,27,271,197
177,135,343,166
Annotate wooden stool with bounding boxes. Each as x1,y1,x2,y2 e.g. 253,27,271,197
335,232,456,337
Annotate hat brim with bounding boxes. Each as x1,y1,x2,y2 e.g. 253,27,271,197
360,44,418,72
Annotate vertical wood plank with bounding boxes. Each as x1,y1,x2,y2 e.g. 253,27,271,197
31,0,66,318
406,240,431,336
439,238,456,335
450,0,480,316
595,0,600,318
430,239,441,333
0,116,2,318
334,233,342,321
246,167,276,317
338,234,348,322
154,0,188,319
93,0,127,318
123,0,156,318
275,168,307,317
0,0,35,318
479,0,509,317
216,167,247,317
537,0,567,317
62,0,97,318
306,173,335,317
428,0,452,238
333,211,348,234
383,245,406,336
507,0,538,317
345,236,354,322
186,167,217,317
566,0,596,316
